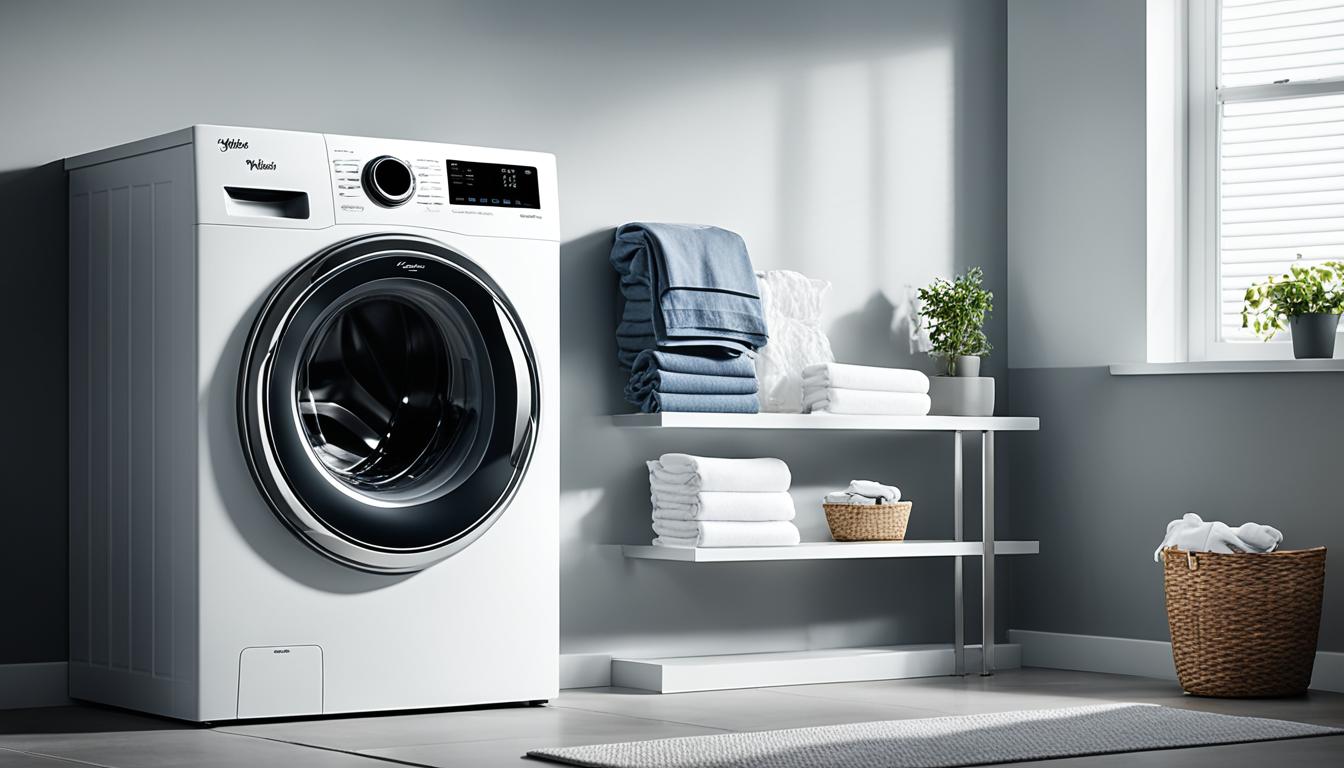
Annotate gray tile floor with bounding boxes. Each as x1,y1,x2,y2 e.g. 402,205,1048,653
1,669,1340,767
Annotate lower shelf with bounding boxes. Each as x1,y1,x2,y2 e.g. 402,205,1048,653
611,643,1022,693
622,540,1039,562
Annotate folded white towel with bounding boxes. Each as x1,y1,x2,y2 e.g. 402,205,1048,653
653,536,704,548
651,491,796,521
823,480,900,505
805,389,932,416
648,455,792,492
847,479,900,501
802,363,930,394
651,520,801,547
823,491,878,505
1152,513,1283,562
648,479,791,501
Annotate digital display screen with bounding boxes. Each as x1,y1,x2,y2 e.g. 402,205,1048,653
446,160,541,209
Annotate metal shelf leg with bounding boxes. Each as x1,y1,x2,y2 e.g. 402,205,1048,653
953,430,964,676
981,430,995,676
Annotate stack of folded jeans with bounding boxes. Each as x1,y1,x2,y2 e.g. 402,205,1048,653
802,363,932,416
611,223,768,413
623,350,759,414
647,454,799,548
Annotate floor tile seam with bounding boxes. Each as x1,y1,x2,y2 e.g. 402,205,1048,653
0,744,116,768
212,729,440,768
543,702,740,734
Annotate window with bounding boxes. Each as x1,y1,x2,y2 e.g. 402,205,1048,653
1188,0,1344,359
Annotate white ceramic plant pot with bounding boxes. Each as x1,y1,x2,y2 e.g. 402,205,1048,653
929,376,995,417
954,355,980,377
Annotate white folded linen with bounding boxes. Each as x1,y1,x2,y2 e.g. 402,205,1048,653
804,389,931,416
648,454,792,492
650,520,801,547
847,479,900,501
653,536,702,548
823,480,901,505
801,363,930,394
823,492,877,505
651,490,796,521
1153,512,1283,562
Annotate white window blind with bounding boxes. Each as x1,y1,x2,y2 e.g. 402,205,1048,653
1217,0,1344,340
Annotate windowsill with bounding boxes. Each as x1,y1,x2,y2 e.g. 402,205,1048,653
1110,359,1344,376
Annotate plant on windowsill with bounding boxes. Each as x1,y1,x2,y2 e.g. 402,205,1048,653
918,267,995,416
1241,256,1344,360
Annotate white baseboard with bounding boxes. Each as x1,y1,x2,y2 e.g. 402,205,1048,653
560,653,614,689
0,662,70,709
1009,629,1344,693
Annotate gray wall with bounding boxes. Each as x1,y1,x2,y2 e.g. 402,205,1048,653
1005,0,1344,652
0,0,1009,665
1006,0,1147,369
1008,367,1344,651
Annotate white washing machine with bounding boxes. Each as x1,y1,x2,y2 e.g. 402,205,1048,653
66,125,559,722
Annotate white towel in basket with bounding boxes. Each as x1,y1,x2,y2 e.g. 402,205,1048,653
1152,513,1283,562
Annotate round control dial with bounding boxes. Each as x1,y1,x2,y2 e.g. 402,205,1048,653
361,156,416,207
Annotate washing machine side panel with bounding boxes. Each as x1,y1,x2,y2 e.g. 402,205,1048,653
194,226,559,720
67,143,203,721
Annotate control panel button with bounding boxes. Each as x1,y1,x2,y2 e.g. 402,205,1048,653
361,155,416,207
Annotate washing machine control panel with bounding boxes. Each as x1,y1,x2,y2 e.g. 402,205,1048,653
330,147,448,214
189,125,558,240
323,134,559,241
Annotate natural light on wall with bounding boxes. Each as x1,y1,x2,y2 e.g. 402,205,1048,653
1216,0,1344,343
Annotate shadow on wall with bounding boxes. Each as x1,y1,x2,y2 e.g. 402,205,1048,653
828,291,918,368
0,161,69,664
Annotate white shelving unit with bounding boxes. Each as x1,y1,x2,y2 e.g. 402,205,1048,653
612,412,1039,431
613,411,1041,689
623,539,1039,562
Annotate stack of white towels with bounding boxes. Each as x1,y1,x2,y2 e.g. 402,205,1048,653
823,479,901,506
647,454,800,548
802,363,931,416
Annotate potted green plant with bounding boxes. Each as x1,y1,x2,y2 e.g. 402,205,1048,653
918,267,995,416
1241,257,1344,359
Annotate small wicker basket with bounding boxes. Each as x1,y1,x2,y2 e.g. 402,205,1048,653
823,501,912,542
1162,546,1326,698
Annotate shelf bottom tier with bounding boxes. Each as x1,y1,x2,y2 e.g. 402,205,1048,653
622,540,1039,562
611,643,1021,693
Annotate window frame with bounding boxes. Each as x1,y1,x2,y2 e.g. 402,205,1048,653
1186,0,1344,361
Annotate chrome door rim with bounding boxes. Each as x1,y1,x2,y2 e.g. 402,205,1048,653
238,234,539,573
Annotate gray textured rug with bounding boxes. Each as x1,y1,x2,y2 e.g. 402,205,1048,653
526,703,1341,767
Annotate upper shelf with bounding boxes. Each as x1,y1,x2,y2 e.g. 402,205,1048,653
611,413,1040,432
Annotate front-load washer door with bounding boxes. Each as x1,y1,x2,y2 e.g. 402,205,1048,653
239,234,539,573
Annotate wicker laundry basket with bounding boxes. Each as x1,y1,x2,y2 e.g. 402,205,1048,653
1161,546,1326,698
824,501,912,542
